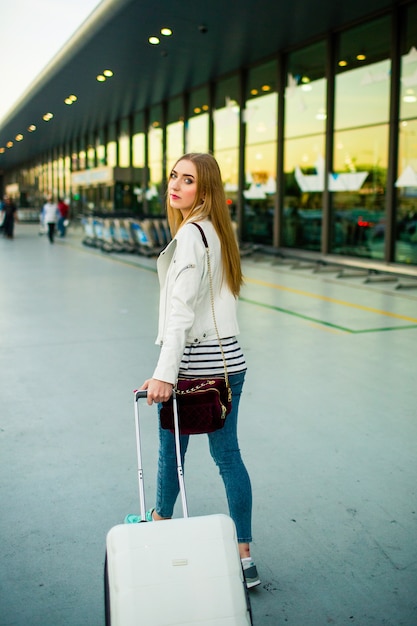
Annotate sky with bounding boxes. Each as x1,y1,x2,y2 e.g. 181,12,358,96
0,0,103,123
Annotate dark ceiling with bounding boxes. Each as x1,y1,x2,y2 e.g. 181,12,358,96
0,0,396,172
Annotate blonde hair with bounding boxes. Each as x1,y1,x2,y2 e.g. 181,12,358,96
166,153,243,297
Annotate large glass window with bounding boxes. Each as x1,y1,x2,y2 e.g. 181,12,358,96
107,124,117,168
131,113,145,213
244,61,278,243
148,105,164,214
132,112,145,168
186,87,209,153
78,148,87,171
96,130,106,166
396,3,417,265
214,76,240,208
52,157,58,198
284,41,327,250
87,146,95,169
64,155,71,199
57,156,65,198
118,118,130,167
332,17,391,259
167,97,185,169
86,132,96,169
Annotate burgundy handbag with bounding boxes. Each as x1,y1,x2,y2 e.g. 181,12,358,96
160,223,232,435
159,377,232,435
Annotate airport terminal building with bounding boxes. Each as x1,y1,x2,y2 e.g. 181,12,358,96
1,0,417,268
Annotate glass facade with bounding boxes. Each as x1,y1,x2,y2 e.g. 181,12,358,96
118,118,130,168
332,17,391,259
167,97,185,169
397,3,417,264
284,41,327,251
5,1,417,267
214,75,240,207
244,61,278,243
148,105,164,214
186,87,209,153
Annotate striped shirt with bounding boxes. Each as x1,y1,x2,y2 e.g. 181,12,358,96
178,337,247,378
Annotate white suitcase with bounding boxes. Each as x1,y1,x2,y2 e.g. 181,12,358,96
104,390,253,626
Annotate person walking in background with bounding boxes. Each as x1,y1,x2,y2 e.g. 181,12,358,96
57,197,69,237
1,196,18,239
126,152,260,589
42,196,59,243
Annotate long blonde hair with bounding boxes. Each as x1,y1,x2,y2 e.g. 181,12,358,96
166,153,243,297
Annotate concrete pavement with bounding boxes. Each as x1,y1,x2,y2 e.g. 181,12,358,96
1,223,417,625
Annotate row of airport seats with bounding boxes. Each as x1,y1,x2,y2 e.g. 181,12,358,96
81,214,258,258
81,216,170,256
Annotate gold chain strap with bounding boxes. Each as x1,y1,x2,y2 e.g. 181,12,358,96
176,222,231,402
203,228,231,401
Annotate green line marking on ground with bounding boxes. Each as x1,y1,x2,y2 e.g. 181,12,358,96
72,242,417,333
239,297,417,334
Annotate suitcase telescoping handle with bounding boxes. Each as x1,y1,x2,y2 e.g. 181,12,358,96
133,389,189,519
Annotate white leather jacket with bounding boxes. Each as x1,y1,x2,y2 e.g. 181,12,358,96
152,220,240,384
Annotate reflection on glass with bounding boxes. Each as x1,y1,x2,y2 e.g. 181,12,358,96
167,121,184,167
283,42,326,250
132,133,144,168
107,142,117,167
79,150,87,170
86,147,95,169
167,97,184,166
214,104,239,215
97,144,105,166
187,87,209,153
64,156,71,197
148,124,163,214
187,114,209,153
395,3,417,265
332,17,390,259
213,76,240,224
119,134,130,167
243,62,277,244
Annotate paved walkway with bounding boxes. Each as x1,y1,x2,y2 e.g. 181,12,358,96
1,223,417,625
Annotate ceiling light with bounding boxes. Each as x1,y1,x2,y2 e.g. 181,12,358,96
149,36,160,45
103,70,113,77
338,60,348,67
161,28,172,36
27,124,36,132
356,53,366,61
0,147,5,153
261,84,271,91
6,141,13,148
65,98,73,105
15,134,23,141
43,113,53,121
250,89,258,96
96,74,106,82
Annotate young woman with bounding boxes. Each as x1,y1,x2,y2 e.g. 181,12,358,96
127,153,260,588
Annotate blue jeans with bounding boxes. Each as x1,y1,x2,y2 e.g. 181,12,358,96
156,371,252,543
57,216,66,237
